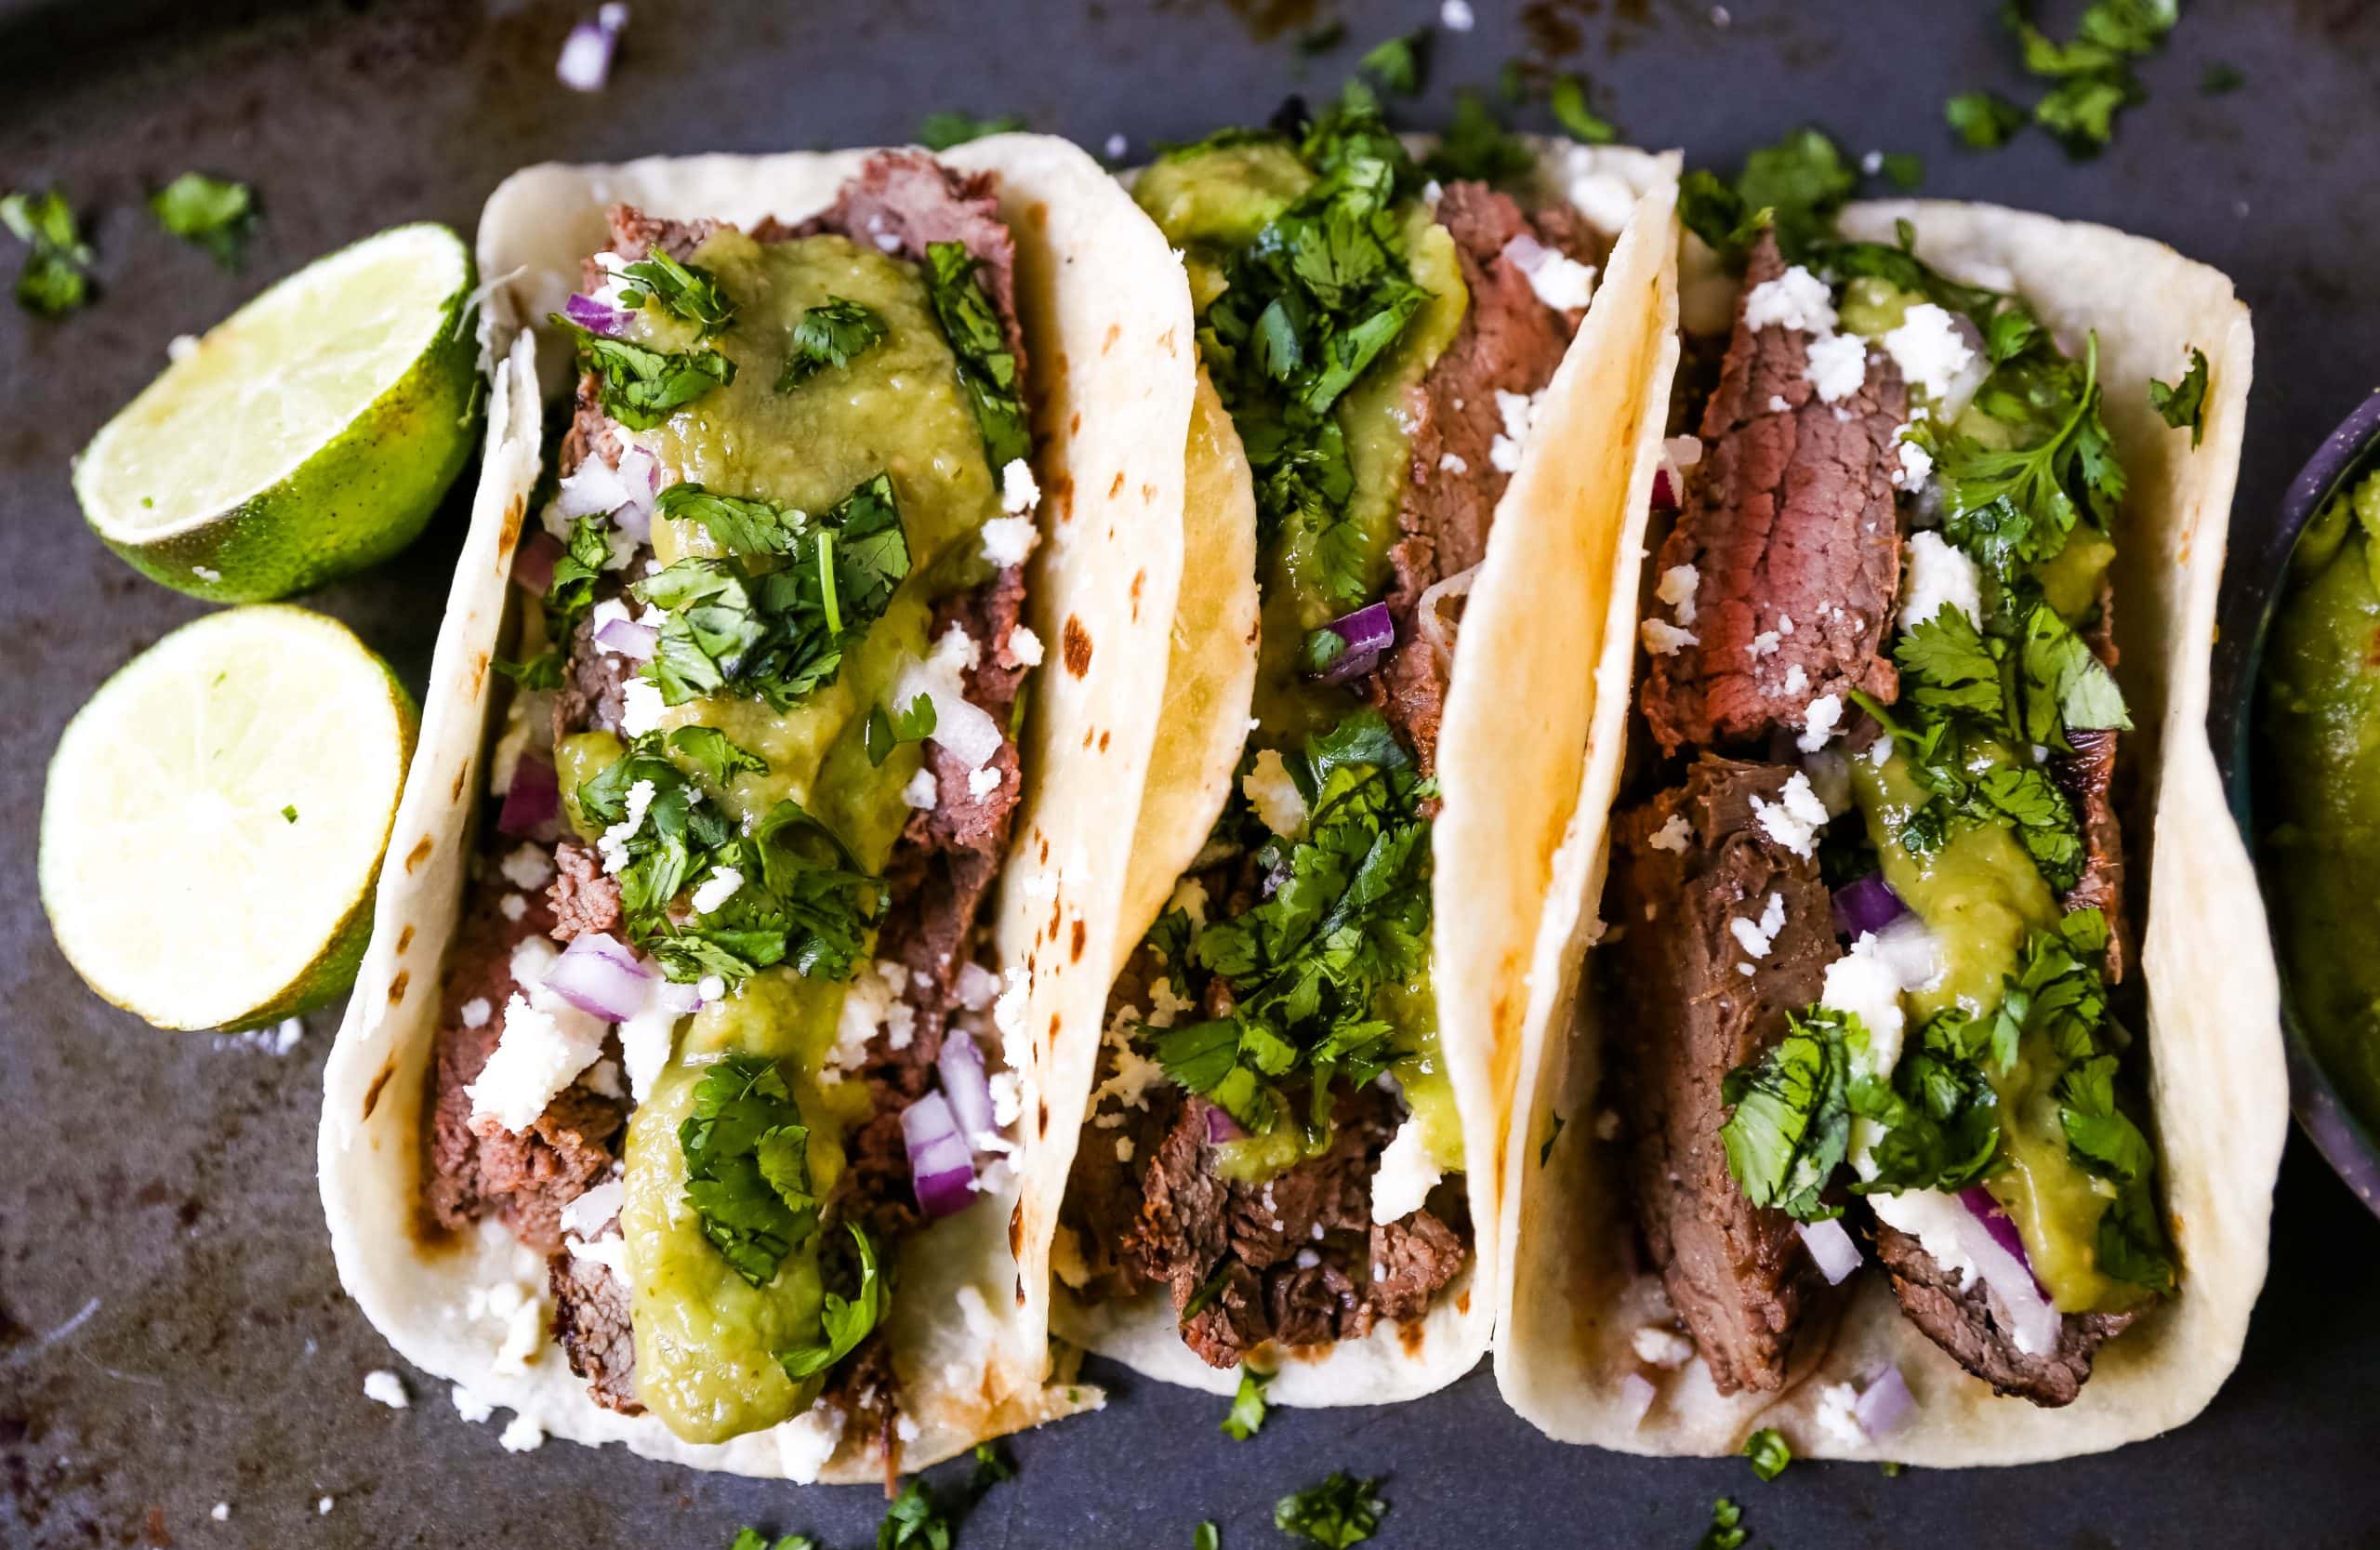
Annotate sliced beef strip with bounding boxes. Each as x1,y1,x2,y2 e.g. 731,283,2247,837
2052,577,2128,984
552,607,639,744
1872,1222,2137,1408
425,881,626,1255
1643,230,1908,755
547,841,623,942
1605,756,1844,1395
549,1226,639,1414
1370,181,1591,774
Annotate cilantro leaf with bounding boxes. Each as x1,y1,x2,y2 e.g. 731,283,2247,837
777,297,889,391
921,242,1029,470
1195,1525,1221,1550
1,189,93,316
777,1223,889,1379
150,173,254,267
618,250,736,339
1675,126,1857,265
2033,73,2140,155
1699,1497,1749,1550
877,1478,951,1550
2019,603,2131,744
667,724,769,788
1356,31,1426,95
1221,1364,1270,1439
1919,332,2123,582
2001,0,2176,156
2148,345,2209,447
679,1055,820,1287
1275,1473,1388,1547
865,694,937,767
918,111,1024,151
546,512,617,623
1947,89,2030,150
1743,1426,1793,1481
969,1442,1015,1492
552,314,735,431
1548,73,1620,144
656,482,809,555
1719,1008,1853,1220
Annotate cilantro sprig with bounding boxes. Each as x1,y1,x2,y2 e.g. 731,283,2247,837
150,173,255,268
922,241,1028,470
1948,0,2180,158
2,189,93,316
1719,1008,1853,1219
1275,1472,1387,1547
617,250,737,339
1222,1364,1270,1439
2149,345,2208,447
778,297,889,391
553,313,736,431
680,1054,821,1287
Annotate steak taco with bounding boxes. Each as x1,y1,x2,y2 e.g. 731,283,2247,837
319,139,1210,1482
1496,169,2285,1462
1047,90,1684,1404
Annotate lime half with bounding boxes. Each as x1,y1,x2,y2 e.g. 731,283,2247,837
40,606,417,1031
73,222,479,603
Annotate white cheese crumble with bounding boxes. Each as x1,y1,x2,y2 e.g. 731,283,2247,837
1438,451,1469,475
1369,1117,1445,1225
1750,772,1829,858
1767,394,1791,414
597,777,657,875
689,866,742,915
775,1403,846,1484
980,513,1038,566
1797,692,1844,752
452,1384,495,1424
1242,748,1310,838
1488,387,1541,473
1742,264,1838,335
1803,331,1869,403
1868,733,1896,766
1782,664,1808,696
1746,629,1781,659
1822,934,1910,1073
992,966,1032,1044
1815,1380,1867,1448
1504,233,1597,311
967,765,1003,799
618,675,665,737
1882,302,1975,402
498,1413,546,1452
1893,436,1935,492
460,997,492,1029
498,893,528,923
319,1497,334,1516
1640,617,1699,656
1646,812,1694,853
1900,531,1981,632
363,1370,410,1410
903,767,941,810
895,625,1004,770
1729,892,1787,960
1104,132,1129,161
466,992,607,1133
1655,563,1700,626
210,1504,230,1522
1009,624,1044,667
1631,1326,1696,1368
499,843,552,890
617,1006,676,1104
998,457,1040,513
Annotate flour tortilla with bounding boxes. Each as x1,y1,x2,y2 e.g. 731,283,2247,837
1496,201,2281,1464
1050,142,1685,1405
318,137,1201,1480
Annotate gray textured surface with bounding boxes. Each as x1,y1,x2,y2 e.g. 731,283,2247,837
3,2,2377,1546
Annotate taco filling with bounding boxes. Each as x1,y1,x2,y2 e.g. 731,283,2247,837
1604,212,2175,1408
424,151,1045,1460
1055,95,1605,1370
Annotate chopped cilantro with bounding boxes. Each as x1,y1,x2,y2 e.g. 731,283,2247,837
668,724,770,788
1946,89,2030,150
918,111,1024,151
1743,1426,1793,1480
1221,1364,1270,1439
1540,1111,1566,1167
1548,73,1620,144
678,1055,821,1287
1719,1009,1853,1219
1,189,93,316
1425,87,1535,184
1356,31,1426,96
150,173,254,267
617,250,736,339
2149,345,2209,446
2201,60,2244,95
969,1442,1016,1491
2006,0,2178,155
546,510,617,624
1699,1497,1749,1550
921,241,1029,470
1195,1524,1222,1550
877,1478,950,1550
777,1223,889,1379
727,1531,816,1550
281,804,298,823
1275,1472,1387,1547
865,694,938,767
639,473,911,711
1676,126,1857,264
551,314,735,431
778,297,888,391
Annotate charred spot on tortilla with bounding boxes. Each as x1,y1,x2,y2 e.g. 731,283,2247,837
1063,616,1092,676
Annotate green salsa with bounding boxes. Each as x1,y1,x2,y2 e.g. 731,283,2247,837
602,229,1005,1443
2262,470,2380,1131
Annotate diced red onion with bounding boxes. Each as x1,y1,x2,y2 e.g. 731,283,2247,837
514,530,562,595
556,444,658,540
1853,1365,1915,1438
1832,872,1909,938
1617,1371,1658,1430
563,291,630,338
592,614,656,660
1650,466,1678,512
542,933,657,1023
1414,564,1477,675
1204,1105,1246,1145
903,1092,978,1218
555,3,628,92
1651,435,1702,513
497,755,561,839
1795,1216,1863,1285
1310,601,1395,685
937,1028,996,1145
1958,1186,2043,1293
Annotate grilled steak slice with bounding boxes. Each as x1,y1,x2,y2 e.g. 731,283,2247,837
1872,1223,2136,1407
1606,756,1843,1394
1370,181,1595,774
549,1227,639,1414
547,841,622,942
1643,230,1907,755
2052,578,2128,983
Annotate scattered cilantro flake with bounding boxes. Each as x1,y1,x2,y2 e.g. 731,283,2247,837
2149,345,2209,446
865,694,937,767
1676,126,1857,264
877,1478,950,1550
551,314,734,430
281,804,298,823
727,1530,816,1550
1221,1364,1270,1439
1,189,93,316
922,241,1030,470
678,1055,821,1287
777,1223,888,1380
1356,31,1426,96
1194,1524,1221,1550
1946,88,2030,150
1548,73,1620,144
918,111,1024,151
969,1442,1016,1492
1425,87,1534,184
150,173,254,267
2007,0,2178,156
1540,1111,1566,1167
1743,1426,1793,1480
1699,1497,1749,1550
778,296,888,391
618,249,736,338
1275,1473,1387,1547
2201,60,2244,95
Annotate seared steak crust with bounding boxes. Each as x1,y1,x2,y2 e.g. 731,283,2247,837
1872,1223,2136,1407
549,1226,640,1414
1606,757,1843,1394
1643,230,1907,754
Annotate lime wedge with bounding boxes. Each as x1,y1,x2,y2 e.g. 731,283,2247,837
73,222,479,603
40,606,417,1031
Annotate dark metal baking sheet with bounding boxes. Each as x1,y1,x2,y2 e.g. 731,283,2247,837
4,2,2377,1545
